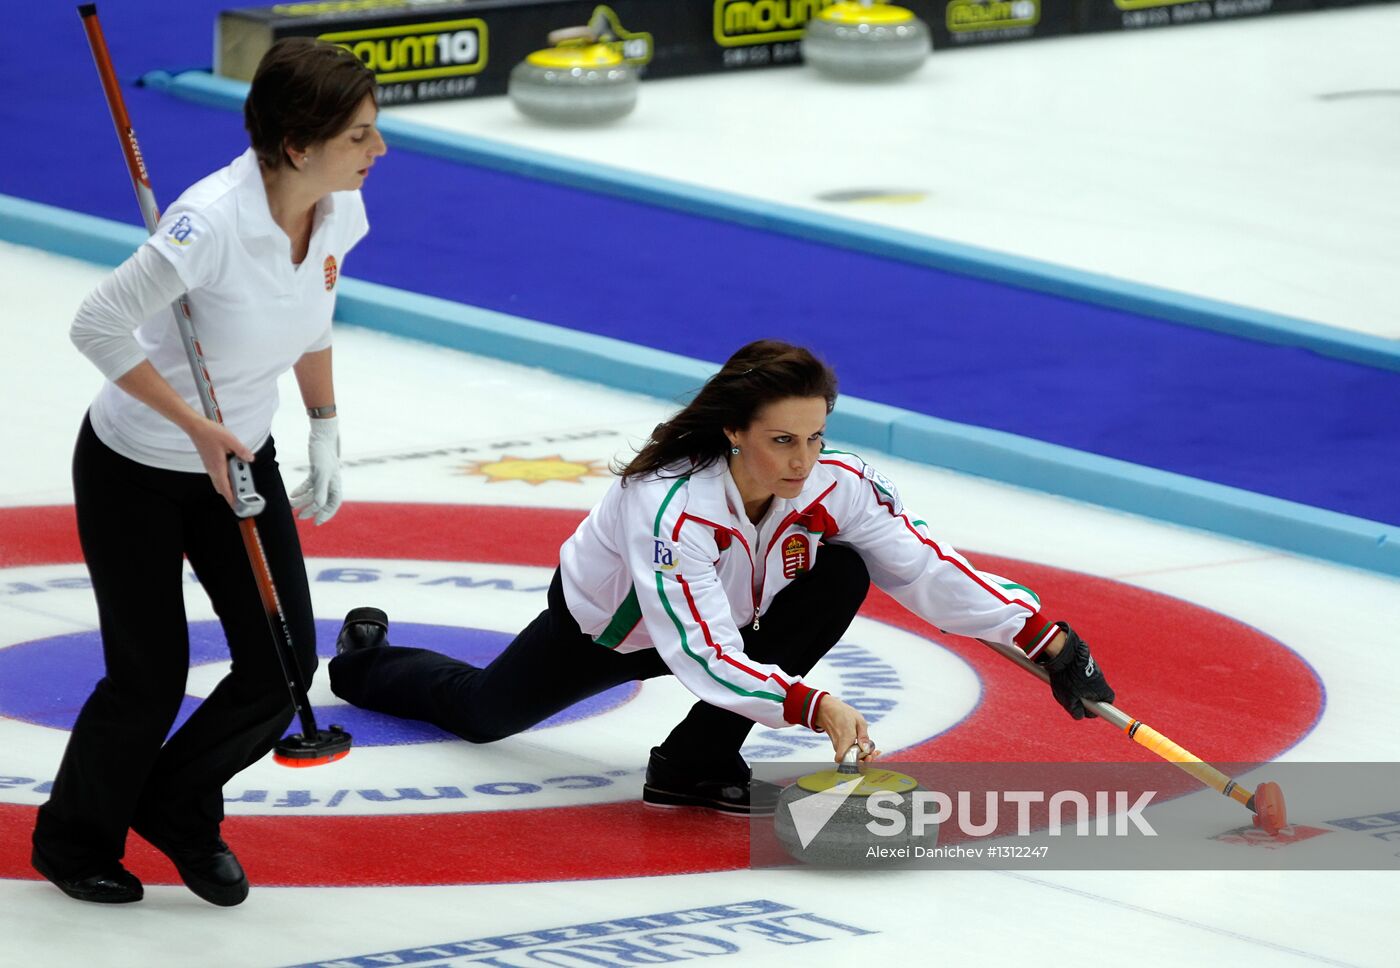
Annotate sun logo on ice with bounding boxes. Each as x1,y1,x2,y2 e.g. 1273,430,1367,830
458,455,611,486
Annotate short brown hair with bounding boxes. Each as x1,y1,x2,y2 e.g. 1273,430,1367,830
244,37,377,169
618,340,839,480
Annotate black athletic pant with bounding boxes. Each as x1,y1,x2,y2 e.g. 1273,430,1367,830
32,416,316,879
329,544,870,771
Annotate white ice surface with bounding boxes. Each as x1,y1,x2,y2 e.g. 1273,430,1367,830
4,9,1400,964
2,238,1397,966
390,6,1400,339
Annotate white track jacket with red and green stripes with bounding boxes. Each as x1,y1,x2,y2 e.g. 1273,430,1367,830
557,450,1057,732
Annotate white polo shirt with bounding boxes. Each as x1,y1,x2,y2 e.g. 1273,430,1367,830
77,148,369,472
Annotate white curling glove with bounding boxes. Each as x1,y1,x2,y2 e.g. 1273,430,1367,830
289,415,342,525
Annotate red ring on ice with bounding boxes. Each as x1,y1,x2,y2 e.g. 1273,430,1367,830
0,503,1322,885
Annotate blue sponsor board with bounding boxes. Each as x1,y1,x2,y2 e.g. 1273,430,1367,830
281,900,876,968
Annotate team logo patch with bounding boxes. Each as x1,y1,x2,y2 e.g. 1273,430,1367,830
864,464,903,514
782,534,810,578
323,254,338,291
651,537,677,570
163,214,196,247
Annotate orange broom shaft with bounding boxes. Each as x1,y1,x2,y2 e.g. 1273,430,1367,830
79,6,159,230
238,518,321,741
1122,719,1256,809
978,637,1260,811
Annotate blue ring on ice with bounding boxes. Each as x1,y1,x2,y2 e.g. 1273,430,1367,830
0,620,637,746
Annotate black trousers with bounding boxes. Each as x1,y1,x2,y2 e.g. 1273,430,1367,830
32,416,316,879
329,544,870,771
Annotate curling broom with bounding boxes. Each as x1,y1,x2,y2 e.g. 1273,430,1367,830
980,636,1287,833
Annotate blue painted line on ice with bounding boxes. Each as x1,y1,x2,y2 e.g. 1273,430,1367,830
0,194,145,265
139,69,1400,376
2,192,1394,577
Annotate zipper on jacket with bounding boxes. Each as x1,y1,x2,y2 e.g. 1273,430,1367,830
751,509,803,635
744,484,837,637
750,556,761,630
742,522,761,632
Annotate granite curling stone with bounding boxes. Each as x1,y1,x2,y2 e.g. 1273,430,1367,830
509,26,638,124
801,1,931,81
773,748,932,866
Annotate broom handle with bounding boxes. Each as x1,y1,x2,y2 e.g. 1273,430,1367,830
77,2,263,520
979,637,1258,812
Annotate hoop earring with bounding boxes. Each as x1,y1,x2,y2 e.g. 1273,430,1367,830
730,446,741,456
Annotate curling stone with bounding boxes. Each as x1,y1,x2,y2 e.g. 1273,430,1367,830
508,26,638,125
801,1,931,81
773,746,931,866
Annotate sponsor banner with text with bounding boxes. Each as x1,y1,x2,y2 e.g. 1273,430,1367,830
933,0,1074,47
218,0,1388,103
218,0,662,103
1076,0,1316,32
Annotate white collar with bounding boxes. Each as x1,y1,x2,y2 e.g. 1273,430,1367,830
231,148,338,241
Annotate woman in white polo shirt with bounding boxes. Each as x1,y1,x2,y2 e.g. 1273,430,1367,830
330,340,1114,817
31,38,386,907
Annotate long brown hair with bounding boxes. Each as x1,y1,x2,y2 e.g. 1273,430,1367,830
618,340,838,480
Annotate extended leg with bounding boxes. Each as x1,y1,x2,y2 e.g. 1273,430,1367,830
131,437,313,851
32,419,190,899
330,570,667,743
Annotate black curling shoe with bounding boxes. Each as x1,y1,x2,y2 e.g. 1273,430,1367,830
336,606,389,655
31,849,144,904
642,747,781,817
137,832,248,907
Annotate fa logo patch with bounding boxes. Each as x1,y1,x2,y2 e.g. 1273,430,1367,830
652,538,676,570
164,214,195,247
864,464,903,515
323,254,339,291
782,534,810,578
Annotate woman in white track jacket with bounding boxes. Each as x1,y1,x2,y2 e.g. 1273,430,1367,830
329,340,1114,815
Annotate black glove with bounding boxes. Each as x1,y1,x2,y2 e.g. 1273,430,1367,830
1039,622,1114,720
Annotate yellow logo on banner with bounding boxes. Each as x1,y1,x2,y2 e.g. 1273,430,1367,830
947,0,1040,31
320,17,488,82
588,5,654,65
713,0,836,47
